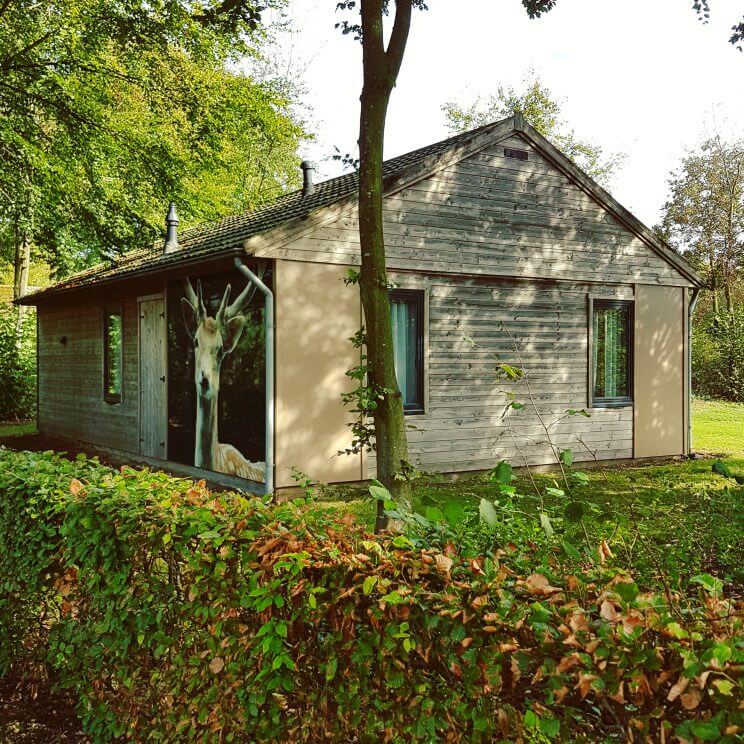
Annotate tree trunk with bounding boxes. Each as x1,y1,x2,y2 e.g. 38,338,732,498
13,231,30,341
13,231,30,302
358,0,413,532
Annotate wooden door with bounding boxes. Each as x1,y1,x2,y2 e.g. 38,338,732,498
139,296,167,459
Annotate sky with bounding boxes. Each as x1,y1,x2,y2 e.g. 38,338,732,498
263,0,744,228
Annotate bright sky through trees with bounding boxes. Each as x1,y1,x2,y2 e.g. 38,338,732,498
263,0,744,227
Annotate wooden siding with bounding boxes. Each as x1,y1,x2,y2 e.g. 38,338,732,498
37,299,140,452
257,134,692,289
365,274,634,476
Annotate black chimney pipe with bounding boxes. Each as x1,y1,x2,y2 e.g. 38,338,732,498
300,161,314,197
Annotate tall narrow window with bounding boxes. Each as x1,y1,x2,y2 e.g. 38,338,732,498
104,310,123,404
591,300,633,407
389,290,424,413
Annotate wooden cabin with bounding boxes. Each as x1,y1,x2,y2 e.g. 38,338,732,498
19,115,704,493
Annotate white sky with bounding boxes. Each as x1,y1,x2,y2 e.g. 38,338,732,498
266,0,744,227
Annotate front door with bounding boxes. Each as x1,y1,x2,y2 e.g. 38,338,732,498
139,295,167,459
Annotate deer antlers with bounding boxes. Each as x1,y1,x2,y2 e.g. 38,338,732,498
183,263,267,322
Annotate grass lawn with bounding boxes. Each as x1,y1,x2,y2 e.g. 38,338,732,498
326,399,744,592
692,397,744,455
0,421,35,438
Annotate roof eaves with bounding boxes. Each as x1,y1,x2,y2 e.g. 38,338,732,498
17,244,246,305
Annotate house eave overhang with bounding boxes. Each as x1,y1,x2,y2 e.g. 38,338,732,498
16,245,249,306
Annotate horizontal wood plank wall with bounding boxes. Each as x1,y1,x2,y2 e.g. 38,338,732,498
365,275,633,476
258,134,693,289
37,299,140,452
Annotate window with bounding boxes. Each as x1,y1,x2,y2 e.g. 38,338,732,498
591,299,633,407
104,310,123,404
389,290,424,413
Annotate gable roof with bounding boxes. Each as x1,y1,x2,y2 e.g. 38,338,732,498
19,115,703,304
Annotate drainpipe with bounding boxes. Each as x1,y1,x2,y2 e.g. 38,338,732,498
687,287,701,458
234,257,274,495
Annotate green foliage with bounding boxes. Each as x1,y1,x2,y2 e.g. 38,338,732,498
1,449,742,742
442,72,623,186
662,134,744,403
692,309,744,402
0,307,36,421
0,0,307,279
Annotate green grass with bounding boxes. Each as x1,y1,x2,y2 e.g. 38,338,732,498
322,400,744,591
0,422,36,438
692,398,744,455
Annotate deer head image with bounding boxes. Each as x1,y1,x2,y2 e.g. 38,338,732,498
181,277,264,481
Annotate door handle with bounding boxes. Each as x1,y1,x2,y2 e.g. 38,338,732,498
160,376,166,382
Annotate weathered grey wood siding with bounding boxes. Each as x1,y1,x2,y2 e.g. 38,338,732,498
258,134,692,289
37,299,140,452
362,274,633,476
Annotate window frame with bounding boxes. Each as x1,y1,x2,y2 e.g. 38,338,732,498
103,307,123,405
388,288,426,415
588,297,634,409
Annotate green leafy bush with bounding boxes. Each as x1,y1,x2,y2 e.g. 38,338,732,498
0,306,36,421
1,449,742,742
693,311,744,402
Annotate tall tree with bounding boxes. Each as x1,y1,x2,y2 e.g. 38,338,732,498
443,73,623,186
0,0,306,295
338,0,742,528
662,135,744,315
337,0,426,530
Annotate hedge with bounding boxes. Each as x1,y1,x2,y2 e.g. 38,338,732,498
0,448,742,742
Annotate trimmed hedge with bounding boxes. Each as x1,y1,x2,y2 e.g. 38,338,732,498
1,449,742,742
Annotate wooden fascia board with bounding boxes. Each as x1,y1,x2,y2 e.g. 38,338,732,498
514,122,704,288
248,118,517,258
17,248,243,306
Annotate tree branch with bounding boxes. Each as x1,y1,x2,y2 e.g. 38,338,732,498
0,31,54,73
0,0,15,19
385,0,413,83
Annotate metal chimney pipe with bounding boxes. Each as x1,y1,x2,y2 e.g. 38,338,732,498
164,202,179,253
300,161,314,197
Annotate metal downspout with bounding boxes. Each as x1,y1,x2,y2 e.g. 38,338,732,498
687,287,701,458
234,257,274,495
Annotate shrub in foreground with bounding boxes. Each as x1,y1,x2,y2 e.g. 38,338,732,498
0,448,742,742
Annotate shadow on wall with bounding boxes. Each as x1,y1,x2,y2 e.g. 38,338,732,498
401,275,634,472
274,261,362,488
634,285,684,458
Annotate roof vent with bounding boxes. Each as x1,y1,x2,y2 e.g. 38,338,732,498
164,202,179,253
300,161,315,197
504,147,528,161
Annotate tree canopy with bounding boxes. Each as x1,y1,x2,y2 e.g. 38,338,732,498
661,135,744,312
660,134,744,401
442,74,623,187
0,0,307,287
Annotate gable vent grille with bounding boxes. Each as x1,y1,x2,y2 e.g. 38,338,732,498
504,147,528,161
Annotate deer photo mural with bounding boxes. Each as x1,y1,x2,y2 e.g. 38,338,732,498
180,276,265,482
